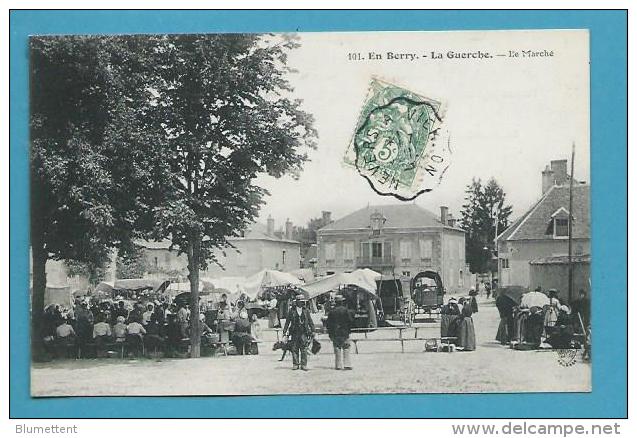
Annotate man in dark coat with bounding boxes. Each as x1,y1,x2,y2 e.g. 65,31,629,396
326,295,354,370
283,295,315,371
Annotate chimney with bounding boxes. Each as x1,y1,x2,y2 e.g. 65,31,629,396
285,218,293,240
267,215,275,236
440,206,448,226
322,211,332,224
447,213,456,227
541,164,555,194
551,159,568,186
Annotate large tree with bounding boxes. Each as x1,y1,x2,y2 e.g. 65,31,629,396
144,34,317,357
30,36,158,358
460,178,513,274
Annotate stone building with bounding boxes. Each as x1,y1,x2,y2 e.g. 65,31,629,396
139,218,302,279
316,204,471,296
496,159,590,298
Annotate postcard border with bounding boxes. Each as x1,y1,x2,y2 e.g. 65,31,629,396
9,9,628,419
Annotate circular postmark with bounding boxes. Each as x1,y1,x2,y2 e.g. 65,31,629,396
345,78,450,200
555,348,578,367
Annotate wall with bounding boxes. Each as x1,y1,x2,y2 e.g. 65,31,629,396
529,261,591,304
205,239,301,278
498,238,590,288
144,248,188,275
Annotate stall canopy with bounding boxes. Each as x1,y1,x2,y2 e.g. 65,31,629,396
300,269,381,300
244,269,303,299
166,280,214,297
95,279,170,295
520,291,550,308
43,284,72,308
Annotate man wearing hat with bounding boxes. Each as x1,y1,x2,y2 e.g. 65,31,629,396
326,295,354,370
283,294,315,371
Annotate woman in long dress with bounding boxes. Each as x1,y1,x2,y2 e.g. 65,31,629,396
495,294,514,345
440,298,460,338
456,301,476,351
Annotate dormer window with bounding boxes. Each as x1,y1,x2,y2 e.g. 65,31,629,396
554,218,569,238
370,212,386,237
546,207,571,239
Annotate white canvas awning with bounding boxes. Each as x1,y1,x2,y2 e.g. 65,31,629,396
300,269,381,300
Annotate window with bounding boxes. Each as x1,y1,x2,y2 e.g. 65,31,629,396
458,270,464,287
419,239,432,260
400,240,412,261
343,241,355,262
154,257,158,268
500,258,509,269
372,242,383,258
325,243,336,262
402,271,411,277
282,250,286,265
554,218,569,238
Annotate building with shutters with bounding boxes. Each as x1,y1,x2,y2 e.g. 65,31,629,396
139,218,301,279
316,204,471,296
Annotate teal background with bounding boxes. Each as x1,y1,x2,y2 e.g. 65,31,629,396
9,10,628,418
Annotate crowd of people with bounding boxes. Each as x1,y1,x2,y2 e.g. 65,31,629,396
495,287,591,354
40,292,266,359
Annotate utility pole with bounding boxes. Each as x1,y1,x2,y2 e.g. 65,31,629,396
568,143,575,303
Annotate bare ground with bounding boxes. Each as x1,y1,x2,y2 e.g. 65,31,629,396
31,297,591,396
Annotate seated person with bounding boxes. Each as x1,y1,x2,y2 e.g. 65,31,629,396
545,324,575,349
112,316,128,342
194,313,214,346
231,308,252,355
55,318,76,344
93,315,112,338
142,303,155,326
126,317,146,357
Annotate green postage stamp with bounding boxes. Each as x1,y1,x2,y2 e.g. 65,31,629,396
344,78,450,200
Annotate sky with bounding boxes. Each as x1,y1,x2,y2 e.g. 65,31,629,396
254,30,590,230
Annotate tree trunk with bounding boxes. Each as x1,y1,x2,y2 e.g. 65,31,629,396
187,235,201,358
31,240,48,361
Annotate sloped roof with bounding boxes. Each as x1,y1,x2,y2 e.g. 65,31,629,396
498,185,590,242
232,222,299,244
319,204,460,232
138,222,299,249
530,254,591,265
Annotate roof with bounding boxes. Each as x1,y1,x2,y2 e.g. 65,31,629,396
498,185,590,242
319,204,462,232
138,222,300,249
529,254,591,265
233,222,299,244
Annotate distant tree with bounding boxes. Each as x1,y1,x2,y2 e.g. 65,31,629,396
116,245,150,279
460,178,513,273
144,34,317,357
65,258,109,286
29,36,159,358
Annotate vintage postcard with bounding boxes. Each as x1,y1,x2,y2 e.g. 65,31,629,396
29,30,591,396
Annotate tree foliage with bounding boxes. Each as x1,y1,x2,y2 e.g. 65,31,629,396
29,36,161,357
139,34,317,356
30,34,317,358
460,178,513,273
